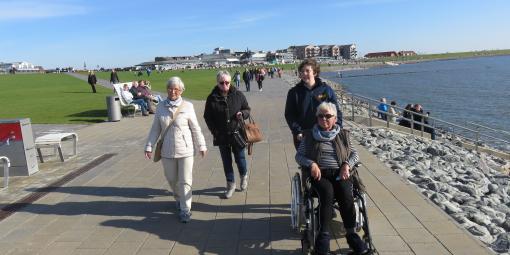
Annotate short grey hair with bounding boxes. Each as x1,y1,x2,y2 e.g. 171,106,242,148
166,76,185,91
216,70,231,82
316,102,337,116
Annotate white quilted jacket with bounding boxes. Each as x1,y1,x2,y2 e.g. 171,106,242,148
145,99,207,158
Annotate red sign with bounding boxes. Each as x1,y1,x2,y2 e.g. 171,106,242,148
0,123,22,142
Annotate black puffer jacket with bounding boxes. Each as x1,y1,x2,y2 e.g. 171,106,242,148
204,86,251,146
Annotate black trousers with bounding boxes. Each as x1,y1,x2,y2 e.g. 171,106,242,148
311,168,355,233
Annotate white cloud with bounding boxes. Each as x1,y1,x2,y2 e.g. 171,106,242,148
0,1,88,21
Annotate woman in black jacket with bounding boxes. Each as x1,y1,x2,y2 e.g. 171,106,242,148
204,70,251,198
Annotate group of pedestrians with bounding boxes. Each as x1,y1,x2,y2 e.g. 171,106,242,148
377,98,436,140
141,59,367,254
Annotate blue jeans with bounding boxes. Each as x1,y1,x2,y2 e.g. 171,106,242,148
219,145,247,183
132,98,148,113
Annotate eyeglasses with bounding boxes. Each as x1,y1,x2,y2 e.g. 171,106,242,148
317,114,335,120
218,81,230,85
168,88,181,92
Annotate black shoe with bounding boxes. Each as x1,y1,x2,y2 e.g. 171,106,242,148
346,233,369,255
142,112,149,116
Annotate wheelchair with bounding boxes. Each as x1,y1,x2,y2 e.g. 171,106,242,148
291,163,375,255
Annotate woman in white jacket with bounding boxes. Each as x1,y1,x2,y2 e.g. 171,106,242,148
145,77,207,223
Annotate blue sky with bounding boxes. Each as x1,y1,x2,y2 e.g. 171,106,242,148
1,0,509,69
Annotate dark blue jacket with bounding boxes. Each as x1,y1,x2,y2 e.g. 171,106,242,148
284,78,342,135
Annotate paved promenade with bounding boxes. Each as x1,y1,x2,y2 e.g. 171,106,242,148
0,74,493,254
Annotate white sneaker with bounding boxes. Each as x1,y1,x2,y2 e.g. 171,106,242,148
225,182,236,199
240,175,248,191
179,210,192,223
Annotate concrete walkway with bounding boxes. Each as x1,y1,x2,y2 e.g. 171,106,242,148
0,75,492,255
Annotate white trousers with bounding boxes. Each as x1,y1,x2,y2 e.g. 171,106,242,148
161,156,194,212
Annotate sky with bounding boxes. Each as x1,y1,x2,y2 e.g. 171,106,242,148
1,0,509,69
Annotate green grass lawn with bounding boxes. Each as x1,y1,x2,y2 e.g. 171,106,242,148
0,73,112,124
94,65,298,100
95,69,227,100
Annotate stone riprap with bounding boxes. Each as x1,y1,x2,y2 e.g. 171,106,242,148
350,127,509,254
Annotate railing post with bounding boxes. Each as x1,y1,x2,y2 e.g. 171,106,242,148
351,95,355,121
475,127,480,152
420,117,424,137
386,108,390,128
368,103,372,127
410,112,414,135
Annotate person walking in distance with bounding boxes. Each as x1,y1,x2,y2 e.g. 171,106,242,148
110,69,119,84
87,71,97,93
242,68,252,92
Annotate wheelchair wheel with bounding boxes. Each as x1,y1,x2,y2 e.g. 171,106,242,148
356,191,375,253
354,193,366,232
302,185,320,255
291,173,302,230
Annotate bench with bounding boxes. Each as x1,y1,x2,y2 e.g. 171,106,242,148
35,133,78,163
0,156,9,188
112,83,142,117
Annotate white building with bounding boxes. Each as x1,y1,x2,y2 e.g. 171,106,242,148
0,61,40,72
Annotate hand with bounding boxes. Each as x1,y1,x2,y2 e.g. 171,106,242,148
340,163,350,180
236,112,243,120
297,133,303,141
310,162,321,181
144,151,152,159
200,150,207,158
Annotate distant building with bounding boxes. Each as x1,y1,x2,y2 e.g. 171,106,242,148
398,50,417,56
0,61,41,72
214,47,233,55
340,44,357,59
318,45,341,59
294,45,320,59
250,52,268,64
364,51,398,58
198,53,239,67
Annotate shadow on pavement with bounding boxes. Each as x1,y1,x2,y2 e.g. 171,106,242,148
5,186,300,254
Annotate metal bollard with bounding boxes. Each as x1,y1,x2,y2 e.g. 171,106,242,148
0,156,10,188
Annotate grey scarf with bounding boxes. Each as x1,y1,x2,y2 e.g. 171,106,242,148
312,124,341,142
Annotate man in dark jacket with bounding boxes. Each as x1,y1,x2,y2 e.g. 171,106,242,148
242,68,252,92
204,71,251,198
87,71,97,93
110,69,119,84
285,58,343,149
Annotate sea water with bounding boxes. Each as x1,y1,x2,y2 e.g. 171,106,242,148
323,55,510,150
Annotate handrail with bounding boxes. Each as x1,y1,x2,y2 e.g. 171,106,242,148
467,121,510,136
337,90,510,153
0,156,9,188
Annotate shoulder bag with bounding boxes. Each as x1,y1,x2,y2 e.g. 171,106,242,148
242,116,263,143
153,105,182,162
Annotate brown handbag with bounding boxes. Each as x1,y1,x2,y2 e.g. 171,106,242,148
243,116,263,143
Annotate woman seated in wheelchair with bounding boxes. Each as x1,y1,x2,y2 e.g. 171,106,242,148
296,101,369,255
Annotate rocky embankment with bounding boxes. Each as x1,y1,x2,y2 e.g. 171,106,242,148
281,74,510,254
350,128,509,254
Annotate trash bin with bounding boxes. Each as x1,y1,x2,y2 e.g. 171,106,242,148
0,118,39,176
106,95,121,122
